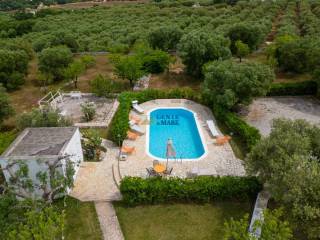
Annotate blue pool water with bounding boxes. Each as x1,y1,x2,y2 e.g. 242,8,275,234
148,108,205,160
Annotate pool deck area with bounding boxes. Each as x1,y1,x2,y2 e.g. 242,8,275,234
120,99,245,178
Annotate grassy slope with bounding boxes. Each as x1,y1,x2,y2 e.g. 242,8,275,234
55,197,103,240
114,201,253,240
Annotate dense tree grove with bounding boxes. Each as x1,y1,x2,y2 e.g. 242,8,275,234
246,119,320,239
0,85,13,125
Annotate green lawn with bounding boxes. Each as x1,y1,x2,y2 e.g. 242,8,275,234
55,197,103,240
114,201,253,240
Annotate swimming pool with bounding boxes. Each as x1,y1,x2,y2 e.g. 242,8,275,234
147,108,206,160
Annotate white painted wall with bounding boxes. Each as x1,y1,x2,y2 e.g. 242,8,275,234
0,128,84,199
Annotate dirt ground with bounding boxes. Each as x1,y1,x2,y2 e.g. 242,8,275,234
243,96,320,136
49,0,148,10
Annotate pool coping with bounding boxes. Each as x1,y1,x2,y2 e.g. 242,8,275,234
145,106,208,161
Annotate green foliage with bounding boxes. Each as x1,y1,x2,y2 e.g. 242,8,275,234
227,23,264,53
80,55,96,69
213,106,261,151
267,81,318,96
203,60,274,109
0,130,17,154
80,102,96,122
224,209,293,240
7,206,64,240
246,119,320,238
148,25,183,51
235,40,249,62
108,88,201,144
17,107,72,130
178,31,231,76
120,176,261,206
38,45,73,81
136,46,171,74
90,75,123,97
0,85,13,125
81,129,105,161
0,49,29,90
64,59,85,88
113,55,144,88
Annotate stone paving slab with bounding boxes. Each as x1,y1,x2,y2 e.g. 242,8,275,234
70,140,121,201
120,99,245,178
95,202,124,240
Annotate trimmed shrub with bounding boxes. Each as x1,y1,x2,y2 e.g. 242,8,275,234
213,106,261,151
267,81,317,96
120,176,262,206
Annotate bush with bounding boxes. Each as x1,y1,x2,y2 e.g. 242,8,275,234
120,176,262,206
90,75,118,97
267,81,317,96
17,107,72,130
80,102,96,122
213,106,261,151
0,130,17,154
140,50,170,74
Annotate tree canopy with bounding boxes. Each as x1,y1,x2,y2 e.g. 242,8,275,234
148,25,183,51
0,84,13,125
178,31,231,76
246,119,320,239
38,45,73,81
202,60,274,109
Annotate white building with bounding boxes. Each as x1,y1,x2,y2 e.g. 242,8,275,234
0,127,83,199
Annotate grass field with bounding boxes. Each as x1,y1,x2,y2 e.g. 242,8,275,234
55,197,103,240
114,201,253,240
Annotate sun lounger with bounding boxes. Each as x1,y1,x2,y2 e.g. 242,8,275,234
127,131,139,140
129,122,145,135
206,120,219,137
121,146,135,154
130,115,141,124
132,100,144,114
70,91,82,99
215,135,231,145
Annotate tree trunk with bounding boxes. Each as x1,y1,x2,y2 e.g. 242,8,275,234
129,79,134,89
239,57,242,63
74,76,78,88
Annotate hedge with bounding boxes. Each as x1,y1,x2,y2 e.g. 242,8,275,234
267,81,317,96
108,88,201,144
120,176,262,206
213,106,261,151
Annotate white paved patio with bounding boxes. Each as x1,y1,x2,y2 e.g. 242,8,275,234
120,99,245,178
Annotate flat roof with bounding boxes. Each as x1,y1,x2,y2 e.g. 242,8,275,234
2,127,78,157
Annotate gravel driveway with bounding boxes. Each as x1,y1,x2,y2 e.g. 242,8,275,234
243,96,320,136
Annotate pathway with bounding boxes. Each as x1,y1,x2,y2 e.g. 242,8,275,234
95,201,124,240
70,140,121,201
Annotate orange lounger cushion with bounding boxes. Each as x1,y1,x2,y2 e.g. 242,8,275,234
121,146,135,154
127,131,139,140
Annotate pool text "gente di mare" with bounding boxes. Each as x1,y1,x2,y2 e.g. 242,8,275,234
155,114,179,125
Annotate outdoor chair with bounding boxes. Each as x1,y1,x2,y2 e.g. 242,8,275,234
146,167,157,177
132,100,144,114
127,131,139,140
129,121,145,135
121,146,135,154
164,167,173,175
206,120,219,137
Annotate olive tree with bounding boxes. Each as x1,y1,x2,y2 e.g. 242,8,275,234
38,46,73,81
246,119,320,239
202,60,274,109
0,85,13,125
178,31,231,76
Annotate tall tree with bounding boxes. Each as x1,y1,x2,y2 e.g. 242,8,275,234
0,85,13,125
202,60,274,109
148,25,183,51
38,46,73,81
114,56,144,89
224,209,293,240
64,60,85,88
235,40,250,62
178,31,231,76
246,119,320,239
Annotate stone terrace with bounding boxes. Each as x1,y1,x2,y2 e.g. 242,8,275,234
120,99,245,178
